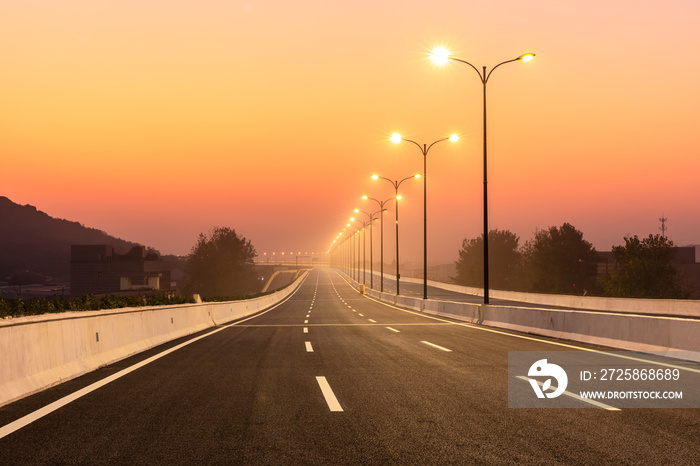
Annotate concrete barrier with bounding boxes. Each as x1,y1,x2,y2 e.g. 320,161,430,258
0,272,308,408
387,273,700,318
423,299,481,323
359,270,700,317
477,305,700,358
395,295,422,312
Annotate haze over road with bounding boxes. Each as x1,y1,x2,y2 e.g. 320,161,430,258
1,269,697,464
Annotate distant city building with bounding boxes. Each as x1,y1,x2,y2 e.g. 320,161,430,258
597,245,700,298
70,245,171,297
671,246,700,299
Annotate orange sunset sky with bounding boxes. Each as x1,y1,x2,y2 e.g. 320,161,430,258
2,1,699,265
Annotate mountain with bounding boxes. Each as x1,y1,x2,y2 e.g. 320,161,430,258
0,196,143,281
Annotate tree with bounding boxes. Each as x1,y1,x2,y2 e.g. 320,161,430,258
454,229,521,290
602,234,689,299
187,227,258,298
520,223,599,294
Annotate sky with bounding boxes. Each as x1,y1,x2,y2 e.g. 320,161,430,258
2,0,699,266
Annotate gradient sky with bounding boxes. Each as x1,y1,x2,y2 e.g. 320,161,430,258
2,1,699,265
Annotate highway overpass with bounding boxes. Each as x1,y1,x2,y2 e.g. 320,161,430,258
0,268,698,464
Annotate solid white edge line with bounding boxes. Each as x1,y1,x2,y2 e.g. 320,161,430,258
316,376,343,412
0,272,311,441
305,341,314,352
515,376,621,411
421,341,452,352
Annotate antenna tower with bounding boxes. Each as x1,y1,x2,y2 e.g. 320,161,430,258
659,214,668,238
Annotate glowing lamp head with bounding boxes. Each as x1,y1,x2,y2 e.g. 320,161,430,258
449,134,459,142
390,133,402,144
362,195,368,200
414,173,421,179
520,53,535,62
350,217,355,222
431,46,451,66
371,174,379,180
396,194,402,200
354,209,359,213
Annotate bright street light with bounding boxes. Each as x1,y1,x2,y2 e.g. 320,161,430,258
348,216,365,283
355,207,382,290
363,194,392,292
391,132,459,299
372,173,420,295
431,45,534,304
430,46,451,66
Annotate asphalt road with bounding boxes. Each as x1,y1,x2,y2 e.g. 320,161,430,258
1,268,698,464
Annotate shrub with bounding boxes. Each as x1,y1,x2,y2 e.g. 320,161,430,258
0,299,10,318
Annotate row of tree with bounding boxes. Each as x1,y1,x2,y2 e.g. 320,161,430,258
454,223,690,298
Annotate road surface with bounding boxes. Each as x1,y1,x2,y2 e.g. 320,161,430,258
1,268,697,464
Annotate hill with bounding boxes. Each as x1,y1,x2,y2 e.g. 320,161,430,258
0,196,144,281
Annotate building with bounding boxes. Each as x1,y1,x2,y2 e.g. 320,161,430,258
672,246,700,298
70,245,171,297
597,245,700,298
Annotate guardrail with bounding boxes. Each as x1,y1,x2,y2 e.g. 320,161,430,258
0,272,308,408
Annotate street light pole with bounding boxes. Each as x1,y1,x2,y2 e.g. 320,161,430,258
349,217,364,284
391,133,458,299
353,219,369,285
356,229,360,282
362,223,366,285
372,173,421,296
348,233,352,278
363,196,391,292
431,48,534,304
356,209,382,290
345,224,356,281
345,233,349,276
